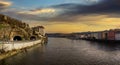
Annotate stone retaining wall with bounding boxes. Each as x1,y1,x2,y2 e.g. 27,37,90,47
0,40,42,52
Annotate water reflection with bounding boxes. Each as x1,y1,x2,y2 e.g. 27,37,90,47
1,38,120,65
91,42,120,51
79,40,120,51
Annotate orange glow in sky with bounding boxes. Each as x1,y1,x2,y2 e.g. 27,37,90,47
29,16,120,33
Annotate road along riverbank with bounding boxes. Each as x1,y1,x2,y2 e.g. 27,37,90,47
0,38,46,60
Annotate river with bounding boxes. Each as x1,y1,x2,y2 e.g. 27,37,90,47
1,37,120,65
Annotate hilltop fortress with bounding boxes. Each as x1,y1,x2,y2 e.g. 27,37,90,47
0,14,45,41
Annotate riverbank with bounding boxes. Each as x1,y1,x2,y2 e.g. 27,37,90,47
0,38,46,60
77,38,120,44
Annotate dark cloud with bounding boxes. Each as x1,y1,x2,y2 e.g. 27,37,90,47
54,0,120,14
42,0,120,22
2,0,120,22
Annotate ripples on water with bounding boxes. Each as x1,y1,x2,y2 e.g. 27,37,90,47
1,38,120,65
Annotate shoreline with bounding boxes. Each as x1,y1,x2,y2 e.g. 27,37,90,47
0,38,45,60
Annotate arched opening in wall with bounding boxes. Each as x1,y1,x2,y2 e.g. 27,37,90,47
30,36,36,40
13,36,22,41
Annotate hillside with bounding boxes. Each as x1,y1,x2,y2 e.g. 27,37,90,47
0,14,32,41
0,14,29,29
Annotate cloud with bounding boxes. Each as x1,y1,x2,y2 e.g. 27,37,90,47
53,0,120,15
17,8,64,19
2,0,120,23
58,0,103,5
54,0,120,22
18,8,56,15
0,1,12,10
14,0,120,22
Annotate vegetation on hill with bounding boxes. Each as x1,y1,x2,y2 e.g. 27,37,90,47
0,14,32,40
0,14,29,29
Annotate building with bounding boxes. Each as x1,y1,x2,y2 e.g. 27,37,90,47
32,26,45,37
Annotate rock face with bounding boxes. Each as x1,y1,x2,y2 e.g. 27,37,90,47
0,14,44,41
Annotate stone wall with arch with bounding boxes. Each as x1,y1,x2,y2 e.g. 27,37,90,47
9,27,30,41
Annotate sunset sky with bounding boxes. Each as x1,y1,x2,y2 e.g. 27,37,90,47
0,0,120,33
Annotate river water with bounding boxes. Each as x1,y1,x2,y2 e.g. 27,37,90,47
1,38,120,65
